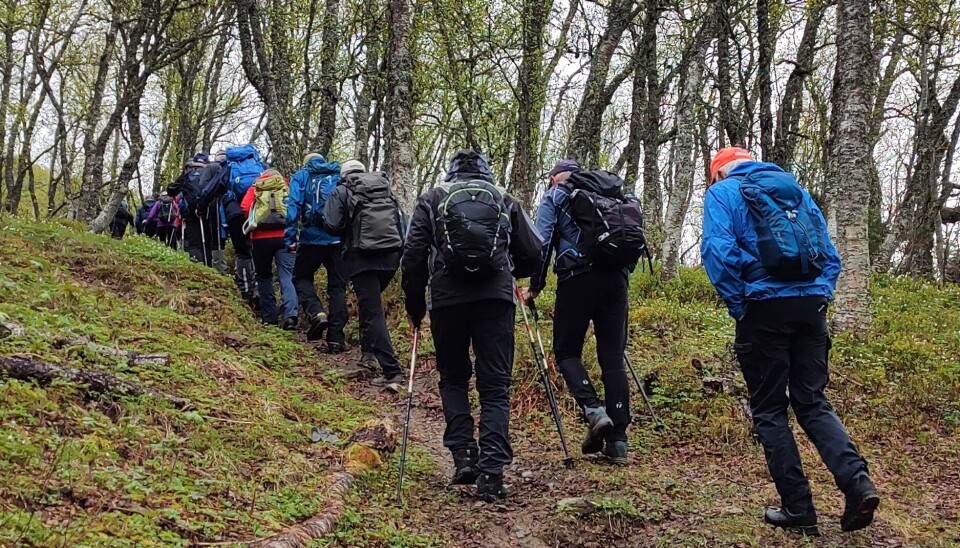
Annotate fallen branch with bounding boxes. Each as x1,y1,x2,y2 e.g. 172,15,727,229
0,321,171,367
1,355,190,409
256,472,354,548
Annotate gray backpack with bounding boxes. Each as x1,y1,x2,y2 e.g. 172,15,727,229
345,172,405,252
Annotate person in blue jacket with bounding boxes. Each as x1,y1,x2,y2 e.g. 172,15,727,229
285,152,348,351
701,147,879,536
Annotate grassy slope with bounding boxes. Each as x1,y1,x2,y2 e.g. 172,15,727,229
0,218,388,546
2,218,959,546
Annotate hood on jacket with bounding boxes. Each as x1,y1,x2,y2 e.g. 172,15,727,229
225,144,262,164
444,149,494,183
305,155,341,176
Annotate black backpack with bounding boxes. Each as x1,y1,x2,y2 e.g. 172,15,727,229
345,172,405,252
157,196,177,223
565,170,651,270
436,180,510,280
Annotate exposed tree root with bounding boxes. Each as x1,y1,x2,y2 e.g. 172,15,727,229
0,355,190,409
256,472,355,548
1,321,171,367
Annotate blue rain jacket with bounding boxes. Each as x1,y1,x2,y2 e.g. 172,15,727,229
700,161,842,319
285,156,341,247
530,183,592,292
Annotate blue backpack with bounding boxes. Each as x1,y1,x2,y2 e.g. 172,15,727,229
225,145,265,199
738,169,825,281
305,171,339,227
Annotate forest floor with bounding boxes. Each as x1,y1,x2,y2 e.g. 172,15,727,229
1,218,959,547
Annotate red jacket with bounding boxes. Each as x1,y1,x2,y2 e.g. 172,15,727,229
241,173,289,240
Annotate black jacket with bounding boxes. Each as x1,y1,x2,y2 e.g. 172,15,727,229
135,199,157,234
324,181,401,277
400,179,543,320
166,162,209,219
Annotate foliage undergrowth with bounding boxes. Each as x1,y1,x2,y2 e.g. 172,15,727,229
0,218,380,546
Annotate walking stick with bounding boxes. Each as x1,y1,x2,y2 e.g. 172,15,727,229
198,214,209,267
515,286,574,466
623,352,665,431
397,328,420,505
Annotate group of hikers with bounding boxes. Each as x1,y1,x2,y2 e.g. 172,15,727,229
130,143,879,536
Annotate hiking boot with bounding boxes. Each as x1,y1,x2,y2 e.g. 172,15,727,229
281,317,298,331
450,447,479,485
581,407,614,455
371,373,405,387
841,475,880,532
602,440,628,466
476,473,507,502
358,352,379,371
306,313,328,341
326,341,346,354
764,507,819,536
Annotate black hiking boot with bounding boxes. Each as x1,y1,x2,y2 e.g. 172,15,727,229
371,372,405,387
306,313,328,341
476,473,507,502
841,476,880,532
602,440,628,466
281,317,298,331
581,407,614,455
326,341,346,354
358,352,379,372
450,447,479,485
764,507,819,536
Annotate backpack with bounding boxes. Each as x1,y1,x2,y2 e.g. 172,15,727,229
305,171,339,227
738,170,825,281
178,163,205,216
225,145,265,199
341,172,405,252
157,195,178,224
564,170,650,270
435,180,510,280
244,175,289,234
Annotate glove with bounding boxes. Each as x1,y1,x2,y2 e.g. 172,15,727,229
405,297,426,329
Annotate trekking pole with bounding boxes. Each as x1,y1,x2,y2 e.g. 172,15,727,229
623,352,665,431
514,286,574,466
397,328,420,505
198,214,209,266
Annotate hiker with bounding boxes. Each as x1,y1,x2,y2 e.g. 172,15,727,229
241,169,298,328
526,160,645,466
167,158,215,266
323,160,405,385
401,149,543,502
135,196,158,237
285,152,348,352
197,146,264,308
200,150,229,275
701,147,879,535
110,199,135,239
146,192,182,249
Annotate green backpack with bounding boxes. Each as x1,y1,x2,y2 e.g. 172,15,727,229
244,174,289,233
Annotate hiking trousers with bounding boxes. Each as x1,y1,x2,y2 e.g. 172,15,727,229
227,215,257,306
183,216,214,267
431,299,515,476
251,237,298,325
553,268,630,442
735,296,868,511
352,269,401,377
293,243,348,345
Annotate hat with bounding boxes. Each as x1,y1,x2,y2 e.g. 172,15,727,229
549,159,582,177
445,149,494,182
340,160,366,177
193,152,209,164
214,150,226,162
303,151,325,165
709,147,754,184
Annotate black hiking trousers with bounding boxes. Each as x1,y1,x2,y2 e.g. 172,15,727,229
226,214,257,306
293,243,348,345
183,216,214,267
735,296,869,511
352,269,401,377
431,299,515,476
553,268,631,443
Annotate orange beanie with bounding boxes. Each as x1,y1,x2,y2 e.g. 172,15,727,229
709,147,755,185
